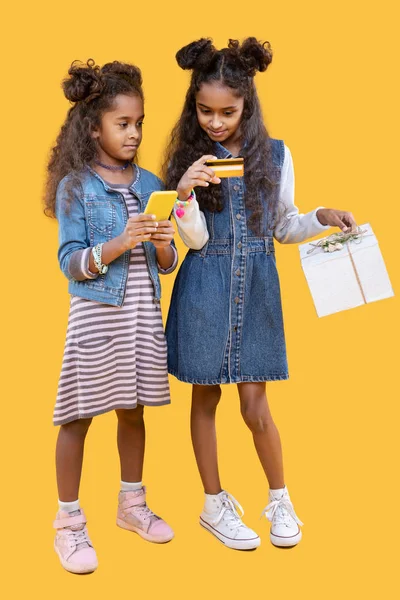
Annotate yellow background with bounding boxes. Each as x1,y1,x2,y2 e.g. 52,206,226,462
2,1,399,598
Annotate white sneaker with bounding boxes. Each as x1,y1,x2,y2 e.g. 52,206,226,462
261,487,303,547
200,491,260,550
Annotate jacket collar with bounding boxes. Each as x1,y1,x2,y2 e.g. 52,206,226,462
86,163,143,196
213,142,233,159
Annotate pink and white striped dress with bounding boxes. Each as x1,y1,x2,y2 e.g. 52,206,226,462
53,182,171,426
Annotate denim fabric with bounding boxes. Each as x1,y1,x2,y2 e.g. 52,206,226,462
56,166,168,306
166,138,289,384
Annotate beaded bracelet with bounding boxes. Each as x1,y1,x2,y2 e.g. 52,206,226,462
92,243,108,275
175,189,195,218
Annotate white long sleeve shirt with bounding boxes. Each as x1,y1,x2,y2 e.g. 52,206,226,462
173,145,330,249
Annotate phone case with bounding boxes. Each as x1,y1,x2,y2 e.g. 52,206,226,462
205,158,244,178
143,191,177,221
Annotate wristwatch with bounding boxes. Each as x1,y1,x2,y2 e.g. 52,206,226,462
92,243,108,275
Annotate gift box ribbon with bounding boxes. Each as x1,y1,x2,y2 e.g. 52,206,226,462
305,227,370,304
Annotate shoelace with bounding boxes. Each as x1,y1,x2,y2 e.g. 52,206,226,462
130,503,159,522
65,525,91,550
212,493,246,530
260,497,303,527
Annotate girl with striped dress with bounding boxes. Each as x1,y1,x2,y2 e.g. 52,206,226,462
44,59,202,574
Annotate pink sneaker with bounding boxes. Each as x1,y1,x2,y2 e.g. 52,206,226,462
53,509,98,574
117,487,174,543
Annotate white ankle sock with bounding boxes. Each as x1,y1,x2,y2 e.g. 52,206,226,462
269,486,287,500
58,499,80,513
120,480,143,492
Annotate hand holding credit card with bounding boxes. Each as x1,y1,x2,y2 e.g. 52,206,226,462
205,158,244,178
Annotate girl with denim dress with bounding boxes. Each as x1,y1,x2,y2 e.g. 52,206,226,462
44,60,201,574
164,38,357,550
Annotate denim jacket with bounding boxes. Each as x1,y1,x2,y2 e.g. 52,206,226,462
56,165,176,306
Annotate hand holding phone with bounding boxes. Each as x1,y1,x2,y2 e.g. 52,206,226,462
120,213,158,250
150,220,176,248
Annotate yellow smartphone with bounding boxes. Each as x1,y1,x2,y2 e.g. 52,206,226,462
143,190,177,221
205,158,244,178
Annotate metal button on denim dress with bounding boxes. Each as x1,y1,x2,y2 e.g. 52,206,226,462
166,138,289,384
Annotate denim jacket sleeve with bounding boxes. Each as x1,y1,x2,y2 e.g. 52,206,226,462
55,178,99,282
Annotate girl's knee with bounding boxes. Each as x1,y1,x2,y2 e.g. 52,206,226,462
116,405,144,424
240,400,272,434
61,417,92,436
192,385,221,412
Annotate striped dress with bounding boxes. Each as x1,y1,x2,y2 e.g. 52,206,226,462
53,182,171,426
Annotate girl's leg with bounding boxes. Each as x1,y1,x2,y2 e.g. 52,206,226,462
237,382,284,489
56,417,93,501
191,384,222,494
193,384,261,550
115,406,145,482
237,382,302,547
115,405,174,543
54,417,98,574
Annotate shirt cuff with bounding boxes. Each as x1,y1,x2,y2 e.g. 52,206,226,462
68,247,99,280
84,247,100,279
311,207,331,232
158,245,178,275
172,190,197,221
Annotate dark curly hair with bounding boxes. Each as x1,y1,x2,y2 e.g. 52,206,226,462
163,37,279,234
44,59,143,218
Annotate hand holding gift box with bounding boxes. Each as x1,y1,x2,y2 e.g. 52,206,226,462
299,224,394,317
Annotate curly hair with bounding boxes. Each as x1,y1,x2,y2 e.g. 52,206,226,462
44,59,143,218
163,38,279,234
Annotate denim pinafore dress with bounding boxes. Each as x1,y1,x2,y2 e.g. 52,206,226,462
166,138,288,385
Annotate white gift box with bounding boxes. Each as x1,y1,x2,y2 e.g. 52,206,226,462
299,223,394,317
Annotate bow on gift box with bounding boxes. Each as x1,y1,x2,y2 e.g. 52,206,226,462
306,227,368,255
305,226,370,305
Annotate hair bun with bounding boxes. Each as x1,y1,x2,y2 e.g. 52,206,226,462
63,59,104,103
235,37,273,76
101,61,142,87
176,38,215,70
